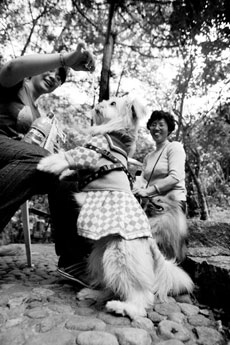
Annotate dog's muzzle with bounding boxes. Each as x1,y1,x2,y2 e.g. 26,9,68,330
143,198,164,217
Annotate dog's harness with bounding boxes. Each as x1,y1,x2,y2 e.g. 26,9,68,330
78,143,134,190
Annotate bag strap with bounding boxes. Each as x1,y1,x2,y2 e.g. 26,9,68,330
146,142,169,188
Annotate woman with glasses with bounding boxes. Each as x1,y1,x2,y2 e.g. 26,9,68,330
0,42,95,286
133,110,187,213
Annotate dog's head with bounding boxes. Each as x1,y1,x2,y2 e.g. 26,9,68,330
91,95,146,137
143,195,188,262
144,195,187,236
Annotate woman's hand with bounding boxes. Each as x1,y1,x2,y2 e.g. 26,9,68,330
132,187,149,198
65,42,95,73
133,184,159,198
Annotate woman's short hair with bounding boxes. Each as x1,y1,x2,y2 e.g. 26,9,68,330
147,110,176,134
57,66,68,84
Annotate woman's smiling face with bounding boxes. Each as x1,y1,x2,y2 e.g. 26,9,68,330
149,118,169,144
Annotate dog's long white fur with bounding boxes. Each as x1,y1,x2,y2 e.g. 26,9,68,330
149,238,193,300
38,95,193,319
81,236,193,319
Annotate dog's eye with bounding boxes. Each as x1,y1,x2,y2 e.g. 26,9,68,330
110,101,116,106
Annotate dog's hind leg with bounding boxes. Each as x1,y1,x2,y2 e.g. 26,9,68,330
103,237,155,319
149,237,193,299
77,239,114,304
77,288,112,304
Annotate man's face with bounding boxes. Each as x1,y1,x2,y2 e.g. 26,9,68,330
32,69,62,94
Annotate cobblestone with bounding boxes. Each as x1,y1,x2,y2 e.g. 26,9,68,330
0,244,228,345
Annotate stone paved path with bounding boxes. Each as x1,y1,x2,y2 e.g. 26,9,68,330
0,244,228,345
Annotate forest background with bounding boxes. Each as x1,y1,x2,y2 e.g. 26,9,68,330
1,0,230,241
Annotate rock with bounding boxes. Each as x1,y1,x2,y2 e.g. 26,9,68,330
167,312,186,324
97,311,131,326
183,219,230,323
76,330,119,345
65,315,106,331
131,316,155,331
32,287,54,298
35,314,65,333
0,244,24,256
154,302,181,316
157,340,185,345
148,310,166,323
183,254,230,319
187,220,230,249
187,314,215,327
178,303,200,316
75,306,98,316
25,329,75,345
115,327,152,345
7,296,27,309
48,303,74,314
194,326,224,345
24,307,49,319
0,328,28,345
157,320,191,342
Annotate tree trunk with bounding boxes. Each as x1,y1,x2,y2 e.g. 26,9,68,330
186,161,209,220
99,2,116,101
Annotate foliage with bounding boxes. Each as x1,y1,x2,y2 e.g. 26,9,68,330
170,0,230,46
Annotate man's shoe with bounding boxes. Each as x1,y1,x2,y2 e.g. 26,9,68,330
57,261,90,288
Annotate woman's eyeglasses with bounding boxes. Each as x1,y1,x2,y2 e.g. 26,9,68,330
149,122,165,129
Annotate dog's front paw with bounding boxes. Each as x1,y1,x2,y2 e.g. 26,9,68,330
37,152,69,175
106,300,146,319
106,300,126,316
59,169,75,180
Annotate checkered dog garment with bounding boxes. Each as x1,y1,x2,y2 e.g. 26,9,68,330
77,190,152,240
65,133,152,240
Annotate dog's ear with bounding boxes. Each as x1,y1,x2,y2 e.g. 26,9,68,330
131,105,137,121
126,95,147,121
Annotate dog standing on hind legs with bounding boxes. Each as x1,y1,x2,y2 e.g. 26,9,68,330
38,95,194,319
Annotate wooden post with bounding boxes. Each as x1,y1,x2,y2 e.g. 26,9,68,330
21,201,32,267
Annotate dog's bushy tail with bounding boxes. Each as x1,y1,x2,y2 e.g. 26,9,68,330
149,238,194,301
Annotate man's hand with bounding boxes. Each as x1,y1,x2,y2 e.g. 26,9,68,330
68,42,95,73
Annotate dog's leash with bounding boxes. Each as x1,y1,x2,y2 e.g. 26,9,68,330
78,143,134,190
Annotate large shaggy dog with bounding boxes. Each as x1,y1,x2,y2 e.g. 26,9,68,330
38,95,193,319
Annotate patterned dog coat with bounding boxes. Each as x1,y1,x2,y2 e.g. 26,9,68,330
64,132,152,241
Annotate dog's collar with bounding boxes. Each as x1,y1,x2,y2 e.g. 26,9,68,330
105,133,129,159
